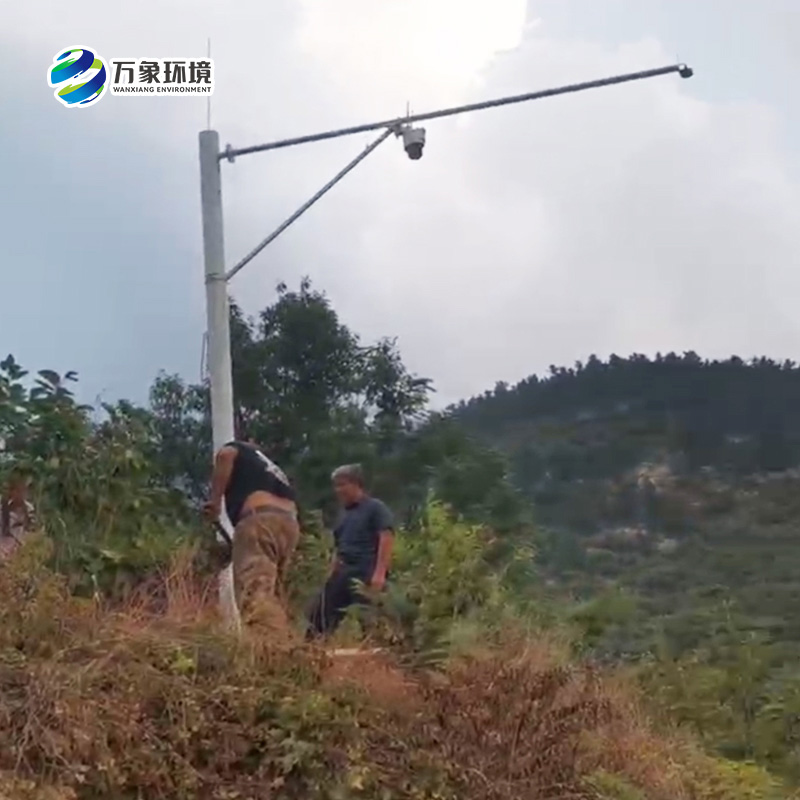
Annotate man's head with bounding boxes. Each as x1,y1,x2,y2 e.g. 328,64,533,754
235,422,257,447
331,463,366,506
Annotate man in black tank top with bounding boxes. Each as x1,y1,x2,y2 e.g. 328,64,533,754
203,437,300,641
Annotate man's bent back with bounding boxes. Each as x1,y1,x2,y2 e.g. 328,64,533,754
204,438,299,641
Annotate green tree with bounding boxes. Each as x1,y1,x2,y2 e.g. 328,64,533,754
149,279,433,517
0,356,193,597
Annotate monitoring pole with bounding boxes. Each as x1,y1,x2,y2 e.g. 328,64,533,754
199,129,235,453
198,128,238,627
198,62,694,625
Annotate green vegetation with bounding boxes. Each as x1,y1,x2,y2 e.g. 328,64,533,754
1,283,799,797
452,353,800,787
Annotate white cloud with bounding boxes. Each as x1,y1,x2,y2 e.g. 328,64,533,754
277,10,800,405
2,0,799,409
295,0,527,109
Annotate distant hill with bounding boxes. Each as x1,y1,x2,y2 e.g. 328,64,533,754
448,352,800,657
451,351,800,500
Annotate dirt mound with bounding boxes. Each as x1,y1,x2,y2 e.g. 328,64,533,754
321,648,421,709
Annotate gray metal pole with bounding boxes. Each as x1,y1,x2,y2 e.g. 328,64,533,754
199,130,235,451
222,64,692,160
198,129,239,630
226,127,394,282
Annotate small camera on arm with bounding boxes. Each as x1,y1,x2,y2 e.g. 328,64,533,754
398,125,426,160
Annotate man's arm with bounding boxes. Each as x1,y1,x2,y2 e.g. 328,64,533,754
203,445,238,519
370,502,395,590
328,521,342,576
327,549,340,576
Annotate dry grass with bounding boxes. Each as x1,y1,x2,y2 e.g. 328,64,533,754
0,537,788,799
580,677,699,799
420,656,614,798
321,649,421,710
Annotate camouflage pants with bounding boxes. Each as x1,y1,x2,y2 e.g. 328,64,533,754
232,507,300,640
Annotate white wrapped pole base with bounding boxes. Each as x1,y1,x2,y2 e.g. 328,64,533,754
218,560,241,633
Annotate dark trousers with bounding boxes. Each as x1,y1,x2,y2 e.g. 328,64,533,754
306,566,370,640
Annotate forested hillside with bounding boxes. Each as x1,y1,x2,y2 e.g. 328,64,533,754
453,353,800,483
449,353,800,613
450,354,800,781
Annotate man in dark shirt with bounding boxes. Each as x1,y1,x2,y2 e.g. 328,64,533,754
203,436,299,641
306,463,394,640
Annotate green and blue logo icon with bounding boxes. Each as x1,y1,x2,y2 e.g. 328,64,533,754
48,47,108,108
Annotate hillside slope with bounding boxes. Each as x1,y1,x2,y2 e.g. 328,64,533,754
452,352,800,477
448,353,800,781
450,353,800,640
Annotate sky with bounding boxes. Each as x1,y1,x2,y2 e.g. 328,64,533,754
2,1,799,409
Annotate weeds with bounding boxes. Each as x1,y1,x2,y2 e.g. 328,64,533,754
0,535,786,799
